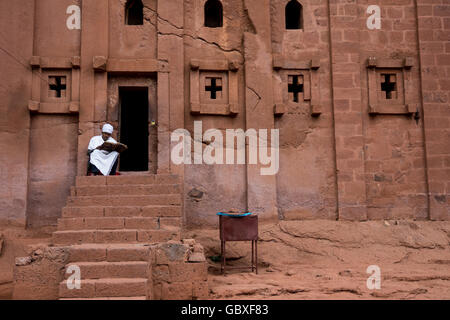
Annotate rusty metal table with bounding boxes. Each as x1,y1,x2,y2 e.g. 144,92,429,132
219,214,258,274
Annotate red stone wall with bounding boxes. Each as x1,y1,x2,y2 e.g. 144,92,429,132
328,0,368,220
0,0,448,227
108,0,158,59
417,0,450,220
360,0,426,220
26,115,78,227
272,0,337,220
0,0,35,226
327,0,448,221
34,0,81,57
182,0,248,227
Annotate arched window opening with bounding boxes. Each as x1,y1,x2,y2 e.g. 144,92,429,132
125,0,144,25
204,0,223,28
285,0,303,30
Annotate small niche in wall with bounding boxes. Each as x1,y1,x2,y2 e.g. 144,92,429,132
285,0,303,30
125,0,144,25
204,0,223,28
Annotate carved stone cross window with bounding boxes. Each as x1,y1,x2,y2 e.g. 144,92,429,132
48,76,67,98
380,74,397,100
272,55,321,117
28,56,79,114
205,77,223,100
190,59,239,116
366,57,418,116
288,75,304,102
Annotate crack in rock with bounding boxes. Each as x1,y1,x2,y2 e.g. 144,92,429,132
158,31,243,55
322,287,363,295
264,228,325,256
386,275,450,282
247,86,261,111
371,288,428,299
278,223,340,244
143,5,243,56
143,4,183,30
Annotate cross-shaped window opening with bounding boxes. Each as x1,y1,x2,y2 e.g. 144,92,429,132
380,74,397,100
288,75,304,103
48,76,67,98
205,77,222,100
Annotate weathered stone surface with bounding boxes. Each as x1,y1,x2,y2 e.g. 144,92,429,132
182,239,196,246
155,243,190,264
13,247,70,299
188,188,204,200
15,256,32,266
192,244,204,254
0,0,449,251
192,281,209,300
190,220,450,299
0,233,3,256
161,281,193,300
188,252,206,263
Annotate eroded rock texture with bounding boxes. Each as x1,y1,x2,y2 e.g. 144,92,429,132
188,220,450,299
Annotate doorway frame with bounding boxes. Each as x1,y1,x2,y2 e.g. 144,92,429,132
105,71,171,174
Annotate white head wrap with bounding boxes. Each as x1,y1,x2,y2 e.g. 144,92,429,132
102,123,114,134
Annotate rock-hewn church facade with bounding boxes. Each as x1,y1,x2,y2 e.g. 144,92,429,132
1,0,449,229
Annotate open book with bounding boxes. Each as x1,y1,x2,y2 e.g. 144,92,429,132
97,141,128,153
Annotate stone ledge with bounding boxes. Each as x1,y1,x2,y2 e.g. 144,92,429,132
190,103,238,116
369,104,418,116
272,54,321,70
29,56,81,69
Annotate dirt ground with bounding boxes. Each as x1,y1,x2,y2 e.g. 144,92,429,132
185,220,450,300
1,219,449,300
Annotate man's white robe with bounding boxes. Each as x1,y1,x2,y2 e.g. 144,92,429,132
88,135,119,176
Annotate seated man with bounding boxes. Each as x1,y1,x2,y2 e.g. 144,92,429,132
87,124,119,176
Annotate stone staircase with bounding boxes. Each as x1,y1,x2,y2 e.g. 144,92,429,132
59,244,151,300
53,174,182,300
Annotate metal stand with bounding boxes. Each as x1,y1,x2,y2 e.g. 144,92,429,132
221,240,257,274
219,214,258,274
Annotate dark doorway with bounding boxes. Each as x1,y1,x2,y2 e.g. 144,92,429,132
119,87,149,171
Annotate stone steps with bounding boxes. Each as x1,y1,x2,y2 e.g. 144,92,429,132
75,174,180,187
58,216,181,231
72,184,180,196
54,174,184,300
68,244,151,263
69,243,150,262
57,217,161,231
66,194,181,207
60,245,152,299
62,206,181,218
53,229,180,245
59,278,148,299
64,261,149,280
